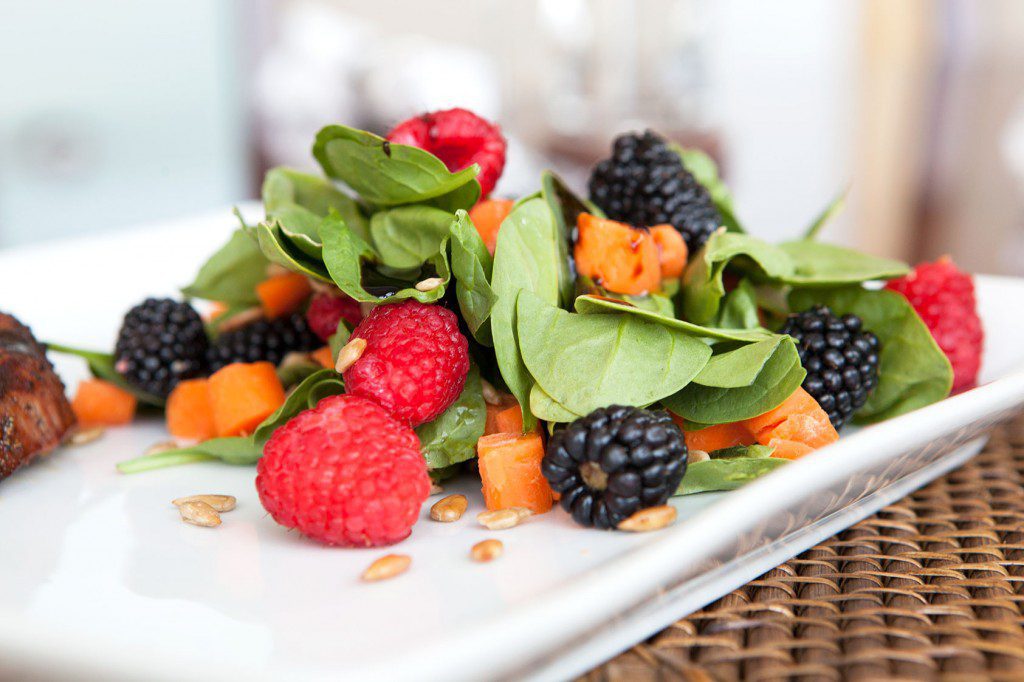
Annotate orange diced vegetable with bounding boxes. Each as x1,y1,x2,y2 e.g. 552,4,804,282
680,420,752,453
71,378,137,427
256,272,312,319
650,224,688,279
493,404,525,435
469,198,514,255
478,431,553,513
574,213,661,296
311,346,334,369
208,362,286,437
165,378,216,441
744,387,839,453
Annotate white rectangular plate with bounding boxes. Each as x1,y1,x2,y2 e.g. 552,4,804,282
2,207,1023,681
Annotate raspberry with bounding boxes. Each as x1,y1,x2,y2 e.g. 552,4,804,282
387,108,507,198
256,394,430,547
306,292,362,341
886,257,983,392
344,300,469,427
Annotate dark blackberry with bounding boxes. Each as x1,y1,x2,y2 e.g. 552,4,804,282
114,298,209,399
207,314,320,372
542,405,687,529
588,130,720,253
780,305,881,429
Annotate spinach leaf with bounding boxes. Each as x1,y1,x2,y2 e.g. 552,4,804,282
277,360,323,388
46,343,164,407
693,337,784,388
576,277,677,318
415,364,486,469
778,241,909,286
801,189,847,241
369,205,454,269
574,294,772,342
490,198,565,429
320,214,450,304
529,384,584,424
256,220,332,282
312,124,480,210
117,437,257,474
262,166,370,243
677,455,787,495
450,210,496,346
674,146,744,233
682,231,794,324
181,228,267,305
790,286,952,423
540,171,582,306
517,291,711,416
709,444,776,459
714,278,762,330
251,370,344,448
663,337,805,424
328,319,352,361
116,370,346,474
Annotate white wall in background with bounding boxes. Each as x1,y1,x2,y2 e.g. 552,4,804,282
0,1,249,246
708,0,858,244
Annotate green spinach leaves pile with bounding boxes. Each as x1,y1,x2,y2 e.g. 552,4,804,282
114,126,953,496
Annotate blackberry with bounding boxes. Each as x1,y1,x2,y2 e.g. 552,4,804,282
542,405,688,529
588,130,720,253
114,298,209,399
207,313,320,372
780,305,881,429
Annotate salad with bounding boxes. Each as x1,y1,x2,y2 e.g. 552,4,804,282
51,107,983,559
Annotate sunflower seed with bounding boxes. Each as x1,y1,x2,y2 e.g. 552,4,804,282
362,554,411,581
430,494,468,522
477,507,531,530
335,338,367,373
617,505,677,532
178,500,222,527
470,539,504,562
69,426,105,446
172,494,237,512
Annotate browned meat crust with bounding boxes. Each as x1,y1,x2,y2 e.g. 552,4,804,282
0,313,76,479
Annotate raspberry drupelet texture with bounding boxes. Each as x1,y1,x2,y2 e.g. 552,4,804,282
305,292,363,341
343,300,470,427
256,395,430,547
387,108,507,197
886,257,983,392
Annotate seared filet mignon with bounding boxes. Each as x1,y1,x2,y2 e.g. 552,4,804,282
0,313,75,479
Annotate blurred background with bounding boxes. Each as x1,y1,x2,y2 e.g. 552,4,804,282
1,0,1023,275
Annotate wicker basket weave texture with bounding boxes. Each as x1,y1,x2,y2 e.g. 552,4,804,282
585,414,1024,682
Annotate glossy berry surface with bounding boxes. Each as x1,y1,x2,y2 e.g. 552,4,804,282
886,257,983,392
387,108,507,197
256,394,429,547
588,130,720,253
114,298,208,399
207,313,320,372
780,305,880,429
344,300,469,427
305,292,363,341
542,405,688,529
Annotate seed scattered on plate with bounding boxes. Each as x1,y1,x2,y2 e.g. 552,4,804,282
617,505,677,532
430,494,468,522
477,507,531,530
335,338,367,373
69,426,105,446
362,554,411,582
471,539,503,562
178,500,222,527
414,277,444,292
172,494,237,512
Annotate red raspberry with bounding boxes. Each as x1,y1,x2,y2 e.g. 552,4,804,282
256,394,429,547
387,108,507,198
306,292,362,341
344,300,469,426
886,257,984,392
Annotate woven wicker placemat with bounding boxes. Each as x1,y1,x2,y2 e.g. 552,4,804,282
585,412,1024,682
